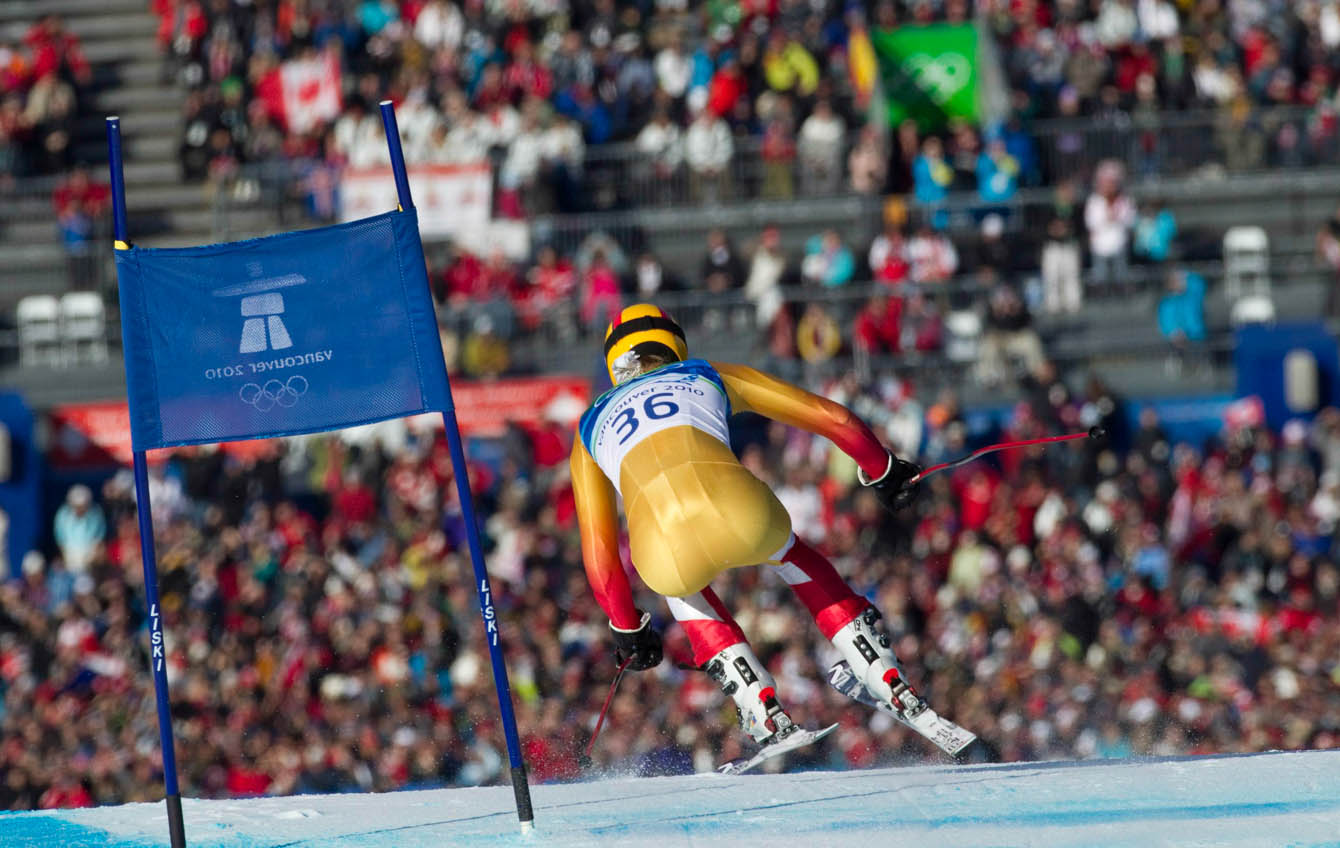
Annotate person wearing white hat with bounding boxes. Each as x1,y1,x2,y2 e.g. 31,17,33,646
53,483,105,574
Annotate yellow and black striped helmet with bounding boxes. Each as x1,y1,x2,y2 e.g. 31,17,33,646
603,304,688,384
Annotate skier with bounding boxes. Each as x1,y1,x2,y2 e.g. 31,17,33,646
571,304,959,761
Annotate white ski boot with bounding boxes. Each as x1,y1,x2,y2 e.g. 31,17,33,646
829,606,926,719
703,642,798,744
826,606,978,757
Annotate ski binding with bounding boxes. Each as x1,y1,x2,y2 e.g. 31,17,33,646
828,660,977,757
717,722,839,776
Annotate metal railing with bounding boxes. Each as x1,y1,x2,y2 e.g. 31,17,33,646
4,109,1338,377
3,104,1332,249
447,252,1327,378
0,171,119,318
193,105,1336,238
569,105,1335,212
1026,105,1326,183
0,254,1326,389
504,106,1331,215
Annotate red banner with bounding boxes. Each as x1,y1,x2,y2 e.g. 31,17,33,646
47,377,591,467
446,376,591,438
47,402,274,469
48,401,137,467
1223,395,1265,432
341,163,492,240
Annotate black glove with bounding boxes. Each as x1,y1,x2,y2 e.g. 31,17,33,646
859,451,921,512
610,611,663,671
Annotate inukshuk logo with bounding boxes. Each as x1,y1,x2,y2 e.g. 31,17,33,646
207,268,332,414
239,292,292,353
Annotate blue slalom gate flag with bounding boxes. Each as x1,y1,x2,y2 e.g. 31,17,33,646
106,107,531,848
114,210,450,450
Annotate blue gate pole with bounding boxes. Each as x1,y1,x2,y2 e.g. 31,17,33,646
107,116,188,848
379,101,535,830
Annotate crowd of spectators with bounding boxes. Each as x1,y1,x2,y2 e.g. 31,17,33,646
132,0,1340,393
158,0,1340,221
431,170,1178,387
4,365,1340,810
0,14,91,183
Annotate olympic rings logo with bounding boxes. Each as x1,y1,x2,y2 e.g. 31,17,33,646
239,375,309,411
904,53,972,104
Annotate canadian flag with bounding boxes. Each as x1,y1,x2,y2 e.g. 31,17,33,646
276,51,342,134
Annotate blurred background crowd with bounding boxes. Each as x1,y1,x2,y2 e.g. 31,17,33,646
4,374,1340,808
4,0,1245,370
0,14,90,181
426,173,1204,392
151,0,1340,201
3,0,1320,374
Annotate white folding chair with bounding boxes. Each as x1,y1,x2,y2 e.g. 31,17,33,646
59,292,109,365
944,310,982,363
1230,294,1276,327
16,295,61,367
1223,226,1270,301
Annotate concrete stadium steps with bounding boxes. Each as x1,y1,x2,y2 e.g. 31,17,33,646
0,243,69,271
1031,267,1330,337
89,57,170,88
89,84,182,113
1,268,82,304
0,0,301,305
1062,355,1235,397
73,130,177,164
0,204,275,246
2,217,68,244
135,207,279,243
610,195,881,279
504,270,1328,410
1142,171,1340,243
118,159,185,185
1,361,126,409
1168,202,1324,239
0,206,277,262
76,35,161,65
1038,275,1328,399
0,0,146,21
1042,275,1329,350
74,109,179,139
50,12,157,40
0,184,207,226
568,171,1340,285
0,193,55,224
2,251,1328,406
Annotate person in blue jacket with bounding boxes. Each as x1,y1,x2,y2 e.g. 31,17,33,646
1157,269,1206,375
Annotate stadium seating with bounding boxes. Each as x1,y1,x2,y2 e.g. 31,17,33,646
14,293,59,367
58,290,107,365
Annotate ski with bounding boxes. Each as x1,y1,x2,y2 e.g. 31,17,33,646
716,723,839,776
828,660,977,758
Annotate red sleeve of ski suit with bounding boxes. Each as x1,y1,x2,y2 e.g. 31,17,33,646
712,361,891,480
569,437,641,630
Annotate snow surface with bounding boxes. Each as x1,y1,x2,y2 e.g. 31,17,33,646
5,750,1340,848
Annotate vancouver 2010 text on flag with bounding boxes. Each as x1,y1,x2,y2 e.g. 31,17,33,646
114,209,450,451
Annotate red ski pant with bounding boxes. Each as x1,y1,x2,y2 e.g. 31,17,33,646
664,533,869,667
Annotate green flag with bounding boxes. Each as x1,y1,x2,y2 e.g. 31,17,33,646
872,23,986,130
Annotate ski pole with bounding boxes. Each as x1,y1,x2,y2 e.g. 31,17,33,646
579,655,633,768
911,425,1107,484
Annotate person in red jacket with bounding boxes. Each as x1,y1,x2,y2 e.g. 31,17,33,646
707,52,746,118
25,15,89,85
